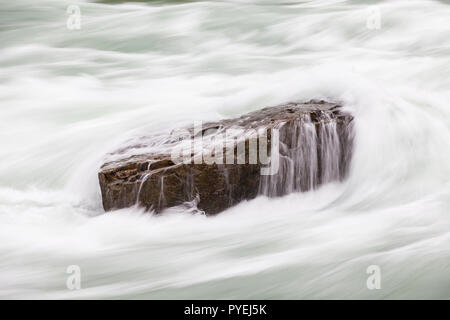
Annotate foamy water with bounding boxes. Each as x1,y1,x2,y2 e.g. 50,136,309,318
0,0,449,299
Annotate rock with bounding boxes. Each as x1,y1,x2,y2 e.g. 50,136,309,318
98,100,354,215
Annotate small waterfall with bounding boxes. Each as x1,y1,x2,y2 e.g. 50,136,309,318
259,115,352,197
317,114,341,185
135,163,152,205
158,175,166,208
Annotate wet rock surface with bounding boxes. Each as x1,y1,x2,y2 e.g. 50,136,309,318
98,100,354,215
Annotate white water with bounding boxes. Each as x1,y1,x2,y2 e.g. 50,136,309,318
0,0,449,299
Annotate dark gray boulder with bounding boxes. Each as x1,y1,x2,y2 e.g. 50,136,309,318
98,100,354,215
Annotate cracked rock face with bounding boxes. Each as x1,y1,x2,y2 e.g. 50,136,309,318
98,100,354,215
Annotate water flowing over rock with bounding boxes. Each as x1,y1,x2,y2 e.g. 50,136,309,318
98,100,354,215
